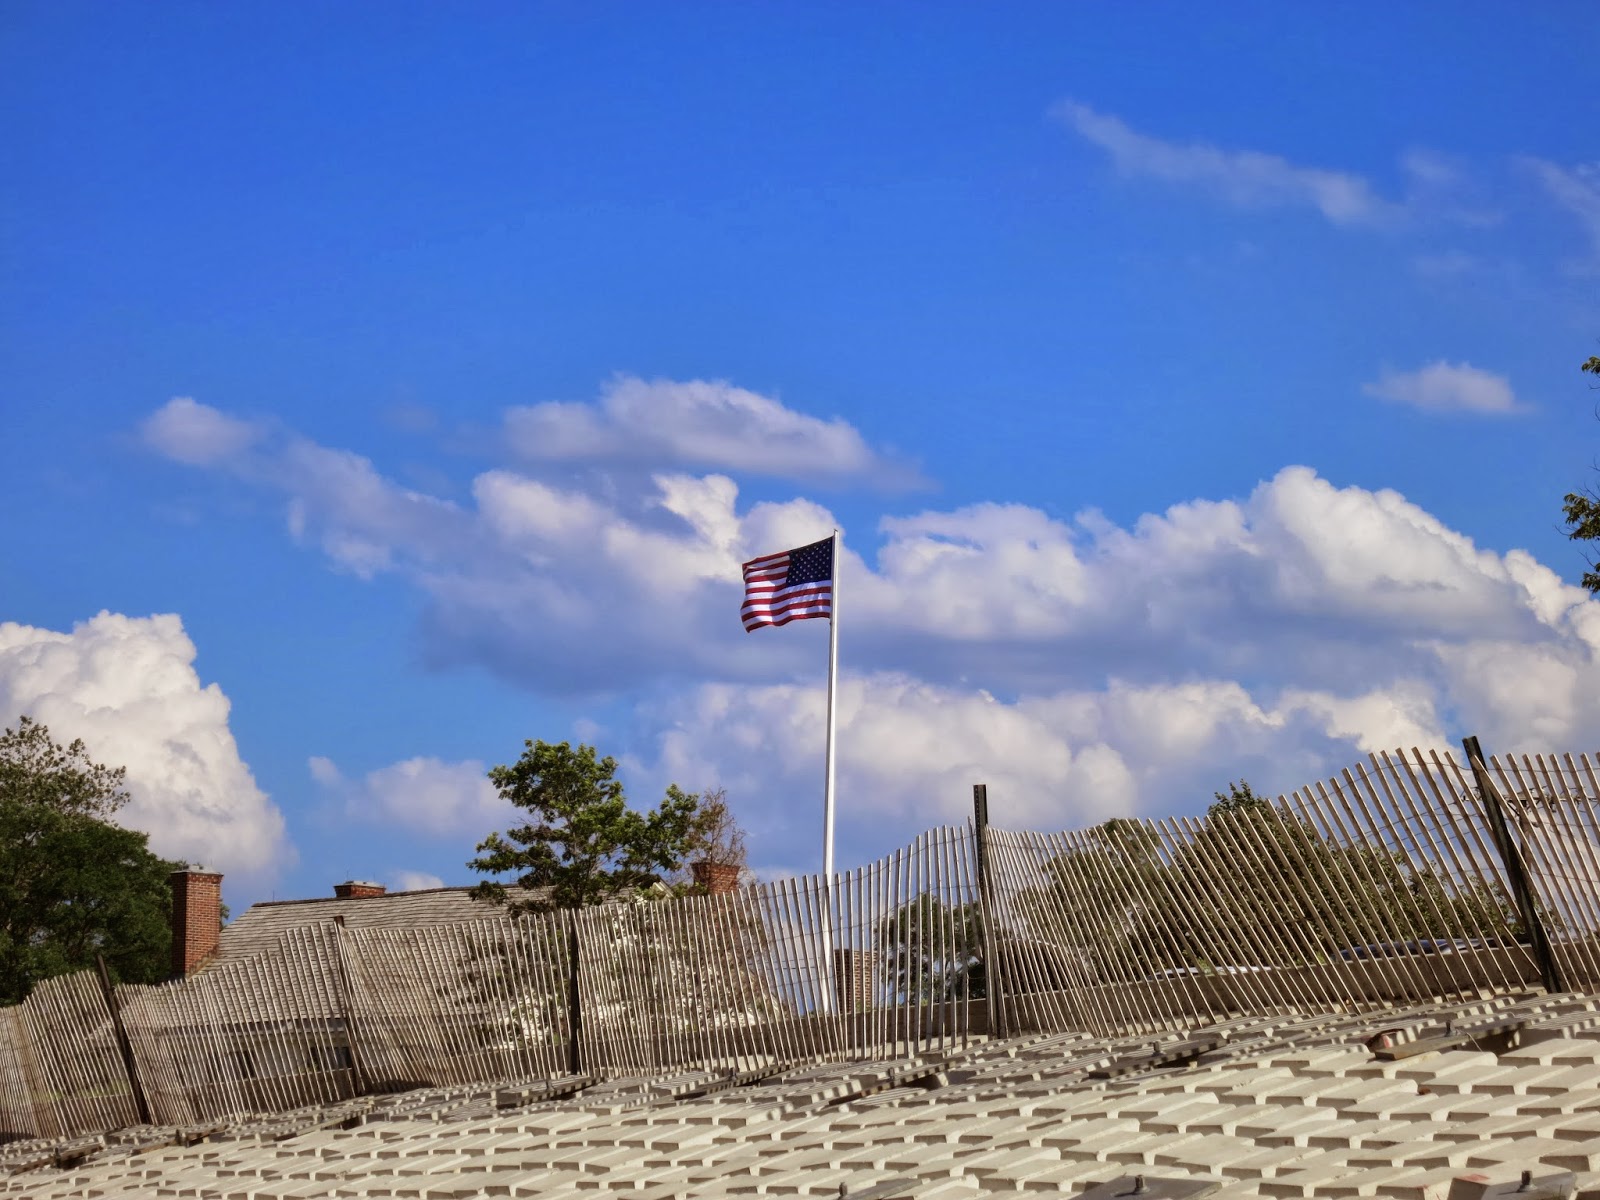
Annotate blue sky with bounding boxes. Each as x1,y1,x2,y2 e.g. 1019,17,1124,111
3,4,1599,912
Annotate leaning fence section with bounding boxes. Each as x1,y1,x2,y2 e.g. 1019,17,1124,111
5,745,1600,1144
1487,751,1600,990
340,915,573,1090
982,748,1545,1038
117,923,352,1127
571,824,983,1076
0,972,135,1142
819,823,984,1061
572,890,792,1076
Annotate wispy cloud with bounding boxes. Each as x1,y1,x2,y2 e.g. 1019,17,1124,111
1052,100,1401,227
1399,149,1501,228
1362,361,1526,415
1521,157,1600,269
310,754,511,839
1411,251,1480,280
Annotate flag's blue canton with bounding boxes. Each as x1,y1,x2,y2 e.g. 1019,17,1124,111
785,538,833,587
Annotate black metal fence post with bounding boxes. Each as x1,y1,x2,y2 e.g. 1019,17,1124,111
1462,735,1565,994
94,954,150,1126
565,917,583,1076
973,783,1007,1039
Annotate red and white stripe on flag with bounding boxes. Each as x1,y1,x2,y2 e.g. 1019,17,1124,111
740,537,834,631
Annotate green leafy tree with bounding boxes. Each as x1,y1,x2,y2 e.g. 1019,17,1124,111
1210,779,1267,815
877,895,986,1001
1017,816,1168,982
0,717,183,1004
467,740,703,914
668,786,753,892
1172,782,1521,965
1016,779,1522,984
1563,355,1600,593
0,715,130,817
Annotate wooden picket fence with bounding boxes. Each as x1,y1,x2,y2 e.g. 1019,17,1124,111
5,746,1600,1142
0,973,135,1142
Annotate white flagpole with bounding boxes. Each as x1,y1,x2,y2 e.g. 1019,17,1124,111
820,529,840,1017
823,528,839,880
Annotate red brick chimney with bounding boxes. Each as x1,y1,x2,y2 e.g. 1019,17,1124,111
691,861,741,895
333,880,387,899
169,869,223,978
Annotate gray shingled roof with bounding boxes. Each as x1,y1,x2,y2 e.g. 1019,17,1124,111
214,888,493,966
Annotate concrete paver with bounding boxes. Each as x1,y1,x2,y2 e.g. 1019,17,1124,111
13,995,1600,1200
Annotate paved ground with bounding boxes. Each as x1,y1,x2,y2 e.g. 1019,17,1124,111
8,990,1600,1198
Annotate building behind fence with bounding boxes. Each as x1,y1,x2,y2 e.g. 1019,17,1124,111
5,746,1600,1144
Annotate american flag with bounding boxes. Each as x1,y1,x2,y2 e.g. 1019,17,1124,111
741,537,834,631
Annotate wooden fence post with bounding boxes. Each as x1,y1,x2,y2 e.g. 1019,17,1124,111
94,955,150,1127
328,922,370,1097
1462,736,1565,994
973,783,1007,1039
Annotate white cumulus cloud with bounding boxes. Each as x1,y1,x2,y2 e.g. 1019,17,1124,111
143,396,1600,862
504,375,916,485
1362,361,1524,415
635,672,1457,876
143,396,1600,710
0,612,292,880
140,397,262,465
